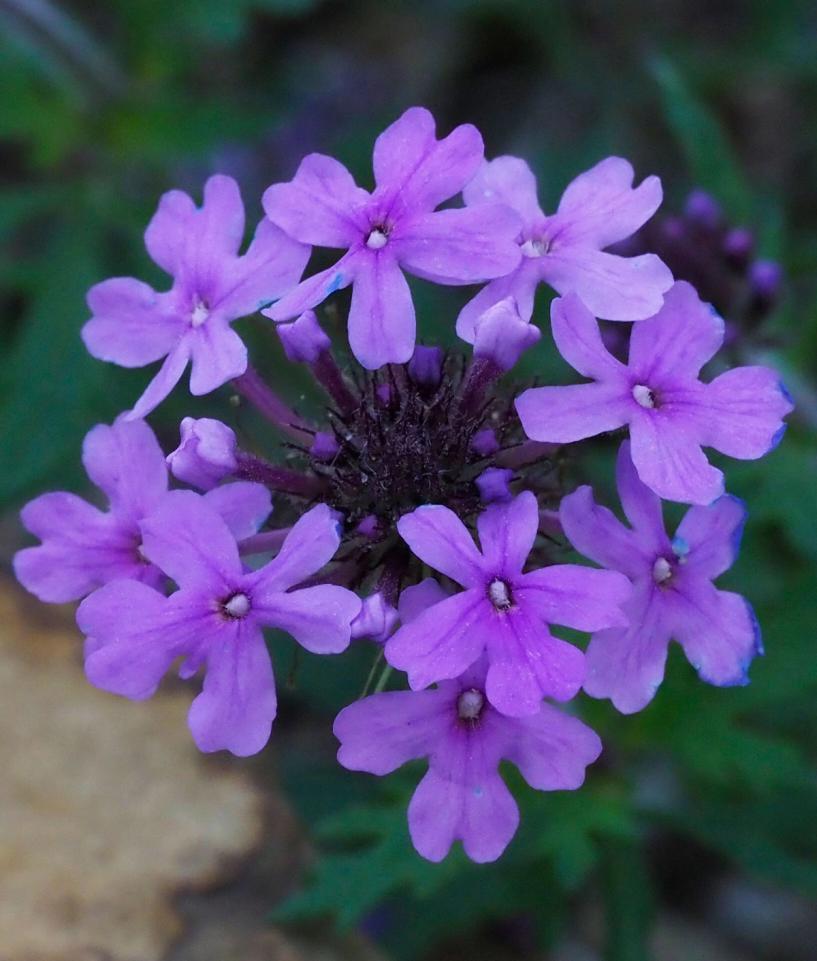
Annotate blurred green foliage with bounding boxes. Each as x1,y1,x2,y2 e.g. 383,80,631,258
2,1,817,958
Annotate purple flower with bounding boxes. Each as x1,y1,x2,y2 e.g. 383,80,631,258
83,175,309,418
516,282,794,504
560,442,762,713
472,297,541,371
78,496,361,756
335,658,602,862
14,419,270,603
263,107,522,369
384,491,630,716
456,155,673,339
351,592,399,643
167,416,238,490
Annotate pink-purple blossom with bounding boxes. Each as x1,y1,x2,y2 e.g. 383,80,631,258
516,282,793,504
385,491,631,716
560,442,761,713
335,657,602,862
14,419,270,603
83,175,309,418
263,107,522,369
167,417,238,490
456,155,673,340
78,495,361,755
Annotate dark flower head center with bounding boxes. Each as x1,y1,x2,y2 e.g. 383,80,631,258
456,688,485,722
222,591,251,618
488,577,513,611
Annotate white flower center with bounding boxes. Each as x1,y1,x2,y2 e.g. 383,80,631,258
652,557,673,584
366,228,388,250
457,688,485,721
223,592,251,618
520,237,549,258
632,384,656,409
488,578,512,611
191,299,210,327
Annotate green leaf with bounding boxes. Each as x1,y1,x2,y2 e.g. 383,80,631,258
599,837,654,961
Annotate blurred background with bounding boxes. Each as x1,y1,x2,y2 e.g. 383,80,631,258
1,1,817,959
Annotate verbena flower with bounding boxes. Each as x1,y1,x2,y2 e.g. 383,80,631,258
14,419,270,602
83,175,309,418
385,491,631,716
560,442,761,713
516,282,793,504
167,416,238,490
263,106,522,368
456,155,673,339
78,495,360,755
335,656,602,863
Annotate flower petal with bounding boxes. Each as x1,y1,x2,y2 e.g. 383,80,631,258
397,577,450,625
202,482,272,541
628,282,724,384
550,293,624,380
188,621,277,756
253,584,358,654
476,490,539,578
251,503,341,592
140,489,242,589
515,381,629,443
696,366,793,458
262,153,370,247
584,580,671,713
265,252,358,322
188,321,248,395
463,155,543,223
393,205,521,285
615,441,669,547
126,341,191,420
559,485,646,580
374,107,484,215
83,278,183,367
554,157,663,249
455,260,541,342
385,589,491,690
348,252,415,369
542,247,672,321
516,565,630,631
335,688,448,775
673,495,747,581
397,504,486,588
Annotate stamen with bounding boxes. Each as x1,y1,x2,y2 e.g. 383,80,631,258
457,688,485,721
632,384,656,409
366,228,388,250
488,578,513,611
223,592,251,618
191,299,210,327
652,557,673,584
520,237,548,258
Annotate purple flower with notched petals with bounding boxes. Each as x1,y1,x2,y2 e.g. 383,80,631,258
516,282,793,505
335,657,602,862
83,176,310,418
263,107,522,369
456,155,673,339
385,491,630,717
14,419,271,603
560,442,761,713
78,495,361,756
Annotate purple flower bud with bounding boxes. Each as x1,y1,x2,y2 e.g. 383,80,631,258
351,592,399,643
475,467,514,503
167,417,238,490
277,310,331,364
471,428,499,457
749,259,783,302
311,431,340,461
473,298,541,372
356,515,381,539
408,345,444,389
723,227,754,266
684,189,721,229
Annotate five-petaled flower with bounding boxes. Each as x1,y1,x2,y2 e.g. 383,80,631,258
560,442,762,713
456,155,673,340
263,106,522,369
385,491,631,716
14,419,270,603
336,655,602,863
83,175,310,418
77,495,361,756
516,282,793,504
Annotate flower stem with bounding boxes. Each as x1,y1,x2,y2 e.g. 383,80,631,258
232,364,314,443
238,528,292,555
235,453,326,499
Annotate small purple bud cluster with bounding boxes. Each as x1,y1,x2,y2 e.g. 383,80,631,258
15,108,793,863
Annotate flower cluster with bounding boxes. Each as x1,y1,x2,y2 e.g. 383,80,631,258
15,107,793,863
